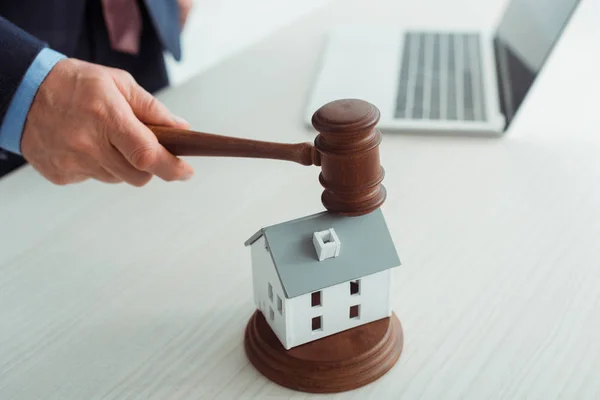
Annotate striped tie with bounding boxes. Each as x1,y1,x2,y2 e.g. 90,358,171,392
101,0,142,55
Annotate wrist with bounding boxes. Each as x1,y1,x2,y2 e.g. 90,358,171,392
0,48,66,155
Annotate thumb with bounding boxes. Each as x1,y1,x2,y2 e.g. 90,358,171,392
110,69,189,129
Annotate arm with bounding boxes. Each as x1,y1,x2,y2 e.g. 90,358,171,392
1,15,194,186
0,16,65,154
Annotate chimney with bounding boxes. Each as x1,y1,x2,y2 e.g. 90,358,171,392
312,228,341,261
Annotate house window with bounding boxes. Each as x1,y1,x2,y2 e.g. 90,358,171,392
349,305,360,319
350,280,360,295
269,307,275,321
277,295,283,315
312,316,322,331
268,282,273,301
311,291,322,307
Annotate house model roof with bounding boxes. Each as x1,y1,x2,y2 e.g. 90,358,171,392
244,208,401,298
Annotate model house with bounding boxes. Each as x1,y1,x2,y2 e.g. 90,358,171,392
244,208,401,350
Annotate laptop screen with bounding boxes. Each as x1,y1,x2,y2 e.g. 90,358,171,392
493,0,580,126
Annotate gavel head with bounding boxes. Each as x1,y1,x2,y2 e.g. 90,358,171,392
312,99,386,216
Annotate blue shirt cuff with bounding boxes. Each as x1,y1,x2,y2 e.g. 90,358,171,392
0,47,66,154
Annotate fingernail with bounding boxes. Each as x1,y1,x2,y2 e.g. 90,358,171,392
172,115,189,126
181,172,193,181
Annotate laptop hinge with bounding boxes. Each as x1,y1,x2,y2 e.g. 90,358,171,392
493,37,511,130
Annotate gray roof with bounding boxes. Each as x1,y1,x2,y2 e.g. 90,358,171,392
245,208,400,298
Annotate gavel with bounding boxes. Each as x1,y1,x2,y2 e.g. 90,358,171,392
150,99,386,217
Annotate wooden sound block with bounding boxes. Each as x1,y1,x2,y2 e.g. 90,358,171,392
244,310,403,393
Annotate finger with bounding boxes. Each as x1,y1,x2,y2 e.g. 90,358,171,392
90,166,122,184
109,118,194,182
102,145,153,186
43,172,88,186
108,69,189,129
65,175,88,185
38,157,89,185
75,153,123,184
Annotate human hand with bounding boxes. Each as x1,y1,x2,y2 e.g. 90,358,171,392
178,0,194,28
21,58,194,186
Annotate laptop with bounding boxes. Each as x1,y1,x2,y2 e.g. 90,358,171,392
305,0,581,136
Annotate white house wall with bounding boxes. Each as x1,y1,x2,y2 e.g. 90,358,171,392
250,236,289,347
287,269,392,349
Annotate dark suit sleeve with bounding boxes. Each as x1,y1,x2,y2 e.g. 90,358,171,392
0,15,46,127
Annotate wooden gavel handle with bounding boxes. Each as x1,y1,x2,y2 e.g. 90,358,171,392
148,125,320,166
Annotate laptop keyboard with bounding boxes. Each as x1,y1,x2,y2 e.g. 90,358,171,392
395,32,487,122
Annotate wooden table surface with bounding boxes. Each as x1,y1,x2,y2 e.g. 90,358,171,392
2,0,600,398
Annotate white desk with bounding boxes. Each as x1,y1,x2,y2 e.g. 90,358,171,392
2,0,600,398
